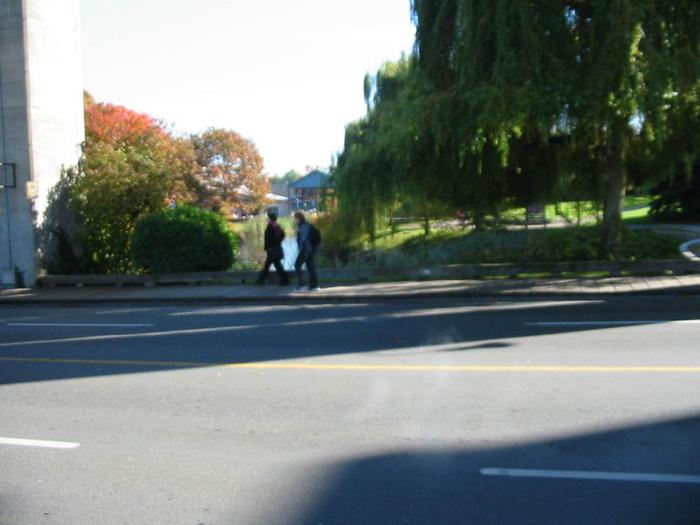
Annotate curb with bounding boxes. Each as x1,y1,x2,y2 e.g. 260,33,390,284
680,238,700,262
2,287,700,306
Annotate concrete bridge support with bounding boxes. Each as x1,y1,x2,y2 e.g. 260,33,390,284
0,0,84,286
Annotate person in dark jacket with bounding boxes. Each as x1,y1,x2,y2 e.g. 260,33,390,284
256,211,290,285
294,211,319,291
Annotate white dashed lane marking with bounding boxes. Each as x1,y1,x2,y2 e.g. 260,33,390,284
481,468,700,484
0,437,80,449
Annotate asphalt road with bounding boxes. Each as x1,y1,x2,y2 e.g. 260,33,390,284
1,296,700,524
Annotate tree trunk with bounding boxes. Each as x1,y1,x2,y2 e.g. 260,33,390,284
368,213,376,248
603,120,628,259
421,197,430,235
390,215,398,237
473,210,486,231
576,201,582,226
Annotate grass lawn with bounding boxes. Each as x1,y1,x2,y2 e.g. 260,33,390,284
372,223,428,250
371,197,655,250
501,196,654,225
545,201,598,221
622,206,653,223
342,224,680,268
624,195,654,208
622,196,654,224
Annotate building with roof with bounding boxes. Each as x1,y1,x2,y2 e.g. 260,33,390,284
230,185,291,220
264,192,291,218
288,170,332,212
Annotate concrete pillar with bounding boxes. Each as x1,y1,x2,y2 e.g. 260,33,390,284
0,0,84,286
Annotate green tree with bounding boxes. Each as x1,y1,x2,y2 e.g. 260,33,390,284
270,170,302,185
334,58,439,239
169,136,203,205
191,128,268,215
42,95,199,274
411,1,700,257
645,80,700,219
75,95,180,273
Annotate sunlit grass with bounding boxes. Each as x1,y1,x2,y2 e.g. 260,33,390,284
622,206,652,222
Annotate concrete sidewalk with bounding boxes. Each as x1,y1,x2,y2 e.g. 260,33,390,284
2,274,700,304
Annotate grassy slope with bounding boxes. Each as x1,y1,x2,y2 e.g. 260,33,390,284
353,222,680,269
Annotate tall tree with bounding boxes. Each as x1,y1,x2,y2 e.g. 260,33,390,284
191,128,268,215
334,59,419,240
43,94,201,274
169,136,203,205
411,1,700,257
76,95,180,272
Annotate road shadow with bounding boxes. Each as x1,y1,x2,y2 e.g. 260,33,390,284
1,295,699,385
250,414,700,525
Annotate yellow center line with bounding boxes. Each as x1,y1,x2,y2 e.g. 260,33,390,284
1,356,700,373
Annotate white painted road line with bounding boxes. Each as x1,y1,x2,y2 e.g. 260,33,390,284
526,320,700,327
0,437,80,449
6,322,155,328
481,468,700,484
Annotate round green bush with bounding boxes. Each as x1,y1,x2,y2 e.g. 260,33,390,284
132,206,237,273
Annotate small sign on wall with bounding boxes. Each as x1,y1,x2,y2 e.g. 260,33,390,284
26,181,38,200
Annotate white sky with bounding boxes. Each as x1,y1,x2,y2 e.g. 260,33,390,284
81,0,415,176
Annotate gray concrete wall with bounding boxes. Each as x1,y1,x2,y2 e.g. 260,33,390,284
0,0,84,286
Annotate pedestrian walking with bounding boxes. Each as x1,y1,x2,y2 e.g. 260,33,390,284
294,211,321,291
256,211,290,286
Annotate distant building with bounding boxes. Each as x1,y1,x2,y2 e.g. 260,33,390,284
265,193,291,218
231,185,291,220
288,170,332,212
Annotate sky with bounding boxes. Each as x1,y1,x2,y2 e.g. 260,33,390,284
81,0,416,176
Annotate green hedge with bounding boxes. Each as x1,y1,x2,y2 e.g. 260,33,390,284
132,206,237,273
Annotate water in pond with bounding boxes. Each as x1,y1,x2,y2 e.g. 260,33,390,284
281,237,298,271
237,221,298,272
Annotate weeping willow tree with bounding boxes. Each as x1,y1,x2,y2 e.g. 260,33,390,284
411,0,571,228
333,119,395,243
637,4,700,220
370,58,451,234
643,79,700,219
412,0,700,258
334,57,436,240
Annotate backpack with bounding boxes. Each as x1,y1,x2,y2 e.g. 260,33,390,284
309,225,322,248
